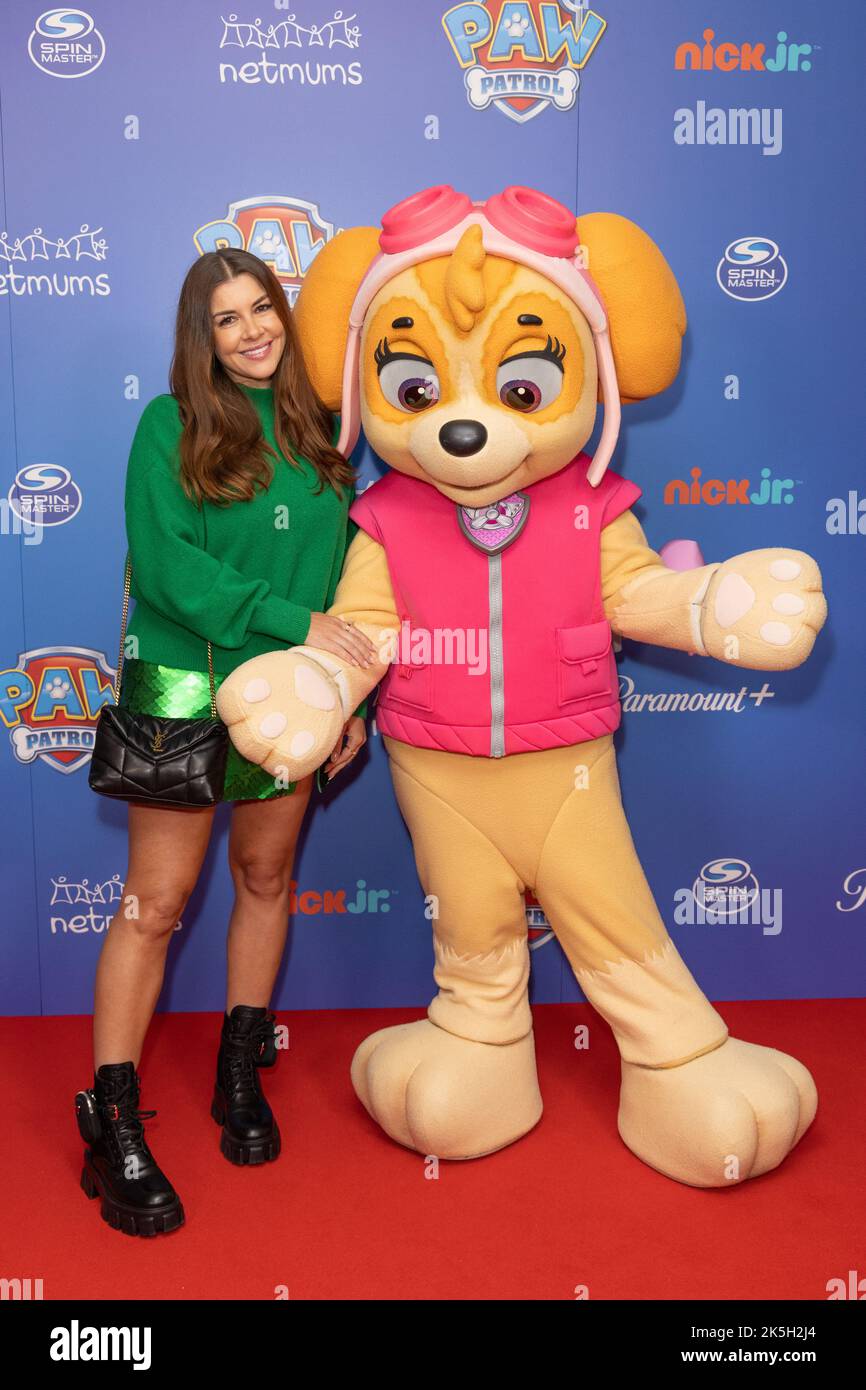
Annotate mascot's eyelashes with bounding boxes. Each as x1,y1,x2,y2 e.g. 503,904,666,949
500,335,567,370
375,336,440,412
374,336,424,370
374,336,434,373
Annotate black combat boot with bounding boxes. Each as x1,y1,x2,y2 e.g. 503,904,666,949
75,1062,184,1237
211,1005,281,1165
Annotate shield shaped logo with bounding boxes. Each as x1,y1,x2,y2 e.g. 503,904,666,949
194,195,336,305
443,1,606,125
10,645,115,774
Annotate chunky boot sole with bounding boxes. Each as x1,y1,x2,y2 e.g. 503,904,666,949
210,1094,281,1165
80,1155,185,1237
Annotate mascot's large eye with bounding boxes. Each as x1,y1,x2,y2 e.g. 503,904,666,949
496,353,564,413
378,354,440,413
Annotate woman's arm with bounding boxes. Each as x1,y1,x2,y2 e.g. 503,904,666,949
125,397,312,648
215,529,398,778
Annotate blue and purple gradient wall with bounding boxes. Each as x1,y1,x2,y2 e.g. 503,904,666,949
1,1,863,1016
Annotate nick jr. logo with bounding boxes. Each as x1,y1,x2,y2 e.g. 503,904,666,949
664,467,799,506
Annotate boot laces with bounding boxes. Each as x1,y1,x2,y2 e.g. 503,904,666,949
102,1073,156,1154
224,1014,276,1095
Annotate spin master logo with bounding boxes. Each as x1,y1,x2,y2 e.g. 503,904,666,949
8,464,83,529
28,8,105,78
443,1,606,124
0,646,114,775
717,237,788,301
194,196,338,305
674,858,783,936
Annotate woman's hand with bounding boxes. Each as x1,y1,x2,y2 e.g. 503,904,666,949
305,612,378,667
325,716,367,781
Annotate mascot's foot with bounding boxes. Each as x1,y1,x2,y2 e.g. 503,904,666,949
351,1019,543,1159
618,1036,817,1188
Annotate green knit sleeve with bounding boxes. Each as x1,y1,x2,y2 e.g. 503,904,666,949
125,396,312,648
343,472,368,723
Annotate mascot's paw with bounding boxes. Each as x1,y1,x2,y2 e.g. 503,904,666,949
215,649,345,780
618,1036,817,1188
351,1019,543,1159
703,548,827,670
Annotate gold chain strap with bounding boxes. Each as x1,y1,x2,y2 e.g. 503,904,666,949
115,551,217,719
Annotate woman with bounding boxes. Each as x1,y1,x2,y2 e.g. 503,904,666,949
78,249,377,1237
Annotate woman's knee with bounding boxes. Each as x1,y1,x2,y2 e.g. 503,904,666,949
117,885,194,940
229,853,291,900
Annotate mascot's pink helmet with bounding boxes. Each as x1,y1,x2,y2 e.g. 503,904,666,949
334,184,622,487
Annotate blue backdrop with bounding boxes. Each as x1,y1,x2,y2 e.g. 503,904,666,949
1,0,864,1017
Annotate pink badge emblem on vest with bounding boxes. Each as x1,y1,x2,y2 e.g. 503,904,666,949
457,492,530,554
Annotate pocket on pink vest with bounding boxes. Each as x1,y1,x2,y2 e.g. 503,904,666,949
555,620,615,708
383,658,433,712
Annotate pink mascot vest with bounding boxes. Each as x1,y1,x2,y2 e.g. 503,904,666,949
350,454,641,757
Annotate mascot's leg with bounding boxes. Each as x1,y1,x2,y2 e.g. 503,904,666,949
534,736,817,1189
351,740,545,1161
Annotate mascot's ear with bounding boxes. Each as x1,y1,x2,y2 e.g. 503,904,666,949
577,213,687,405
292,226,381,410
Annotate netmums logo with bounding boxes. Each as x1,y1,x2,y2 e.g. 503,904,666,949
675,28,813,73
0,223,110,299
663,466,799,507
218,7,363,87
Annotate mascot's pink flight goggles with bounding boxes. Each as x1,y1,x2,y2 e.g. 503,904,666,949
335,184,621,487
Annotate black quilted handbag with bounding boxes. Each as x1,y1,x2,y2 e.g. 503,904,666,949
88,552,228,807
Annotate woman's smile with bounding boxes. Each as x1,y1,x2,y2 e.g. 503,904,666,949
239,338,275,361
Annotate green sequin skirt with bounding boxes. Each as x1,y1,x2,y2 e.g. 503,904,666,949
117,657,300,802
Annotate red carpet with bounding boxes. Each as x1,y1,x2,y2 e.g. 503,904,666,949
0,1000,861,1301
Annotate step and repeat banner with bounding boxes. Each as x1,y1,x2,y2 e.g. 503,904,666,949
0,1,863,1016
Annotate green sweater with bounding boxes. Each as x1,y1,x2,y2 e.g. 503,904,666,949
124,384,366,717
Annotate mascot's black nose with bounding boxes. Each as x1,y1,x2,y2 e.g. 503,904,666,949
439,419,488,457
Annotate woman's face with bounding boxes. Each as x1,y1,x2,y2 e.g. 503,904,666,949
210,271,286,388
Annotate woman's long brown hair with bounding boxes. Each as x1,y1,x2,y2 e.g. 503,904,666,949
169,248,354,506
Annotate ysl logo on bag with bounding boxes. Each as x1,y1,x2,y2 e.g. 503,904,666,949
151,729,165,753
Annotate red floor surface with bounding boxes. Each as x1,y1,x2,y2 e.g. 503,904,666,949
0,999,862,1301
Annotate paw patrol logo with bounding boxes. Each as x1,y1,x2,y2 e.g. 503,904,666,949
525,888,554,949
1,646,114,774
194,196,338,305
442,2,606,124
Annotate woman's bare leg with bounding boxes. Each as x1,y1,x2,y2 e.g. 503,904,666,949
225,776,313,1012
93,800,216,1070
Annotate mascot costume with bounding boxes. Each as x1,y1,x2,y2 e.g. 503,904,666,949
216,185,827,1188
